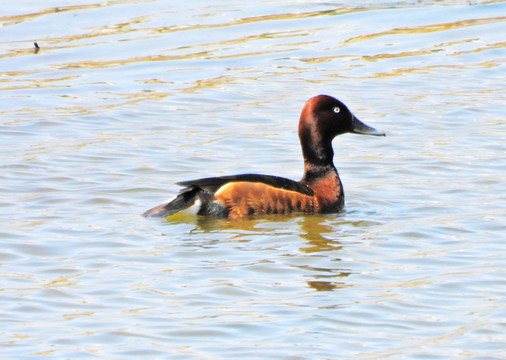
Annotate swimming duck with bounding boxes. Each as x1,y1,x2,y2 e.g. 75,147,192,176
143,95,384,220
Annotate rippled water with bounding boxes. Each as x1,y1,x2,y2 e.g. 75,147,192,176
1,1,505,358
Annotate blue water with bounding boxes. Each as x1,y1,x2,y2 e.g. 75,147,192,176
1,1,505,358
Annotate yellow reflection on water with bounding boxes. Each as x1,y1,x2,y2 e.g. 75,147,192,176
0,3,103,27
162,212,352,292
345,16,506,44
297,215,343,253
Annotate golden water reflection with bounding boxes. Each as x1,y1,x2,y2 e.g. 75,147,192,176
173,212,343,251
167,212,351,292
344,16,506,44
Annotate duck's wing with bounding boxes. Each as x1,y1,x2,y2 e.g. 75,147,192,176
177,173,314,196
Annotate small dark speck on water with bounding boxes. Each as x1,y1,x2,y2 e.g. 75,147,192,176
33,42,40,53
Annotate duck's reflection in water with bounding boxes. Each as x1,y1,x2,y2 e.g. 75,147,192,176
296,214,352,291
164,212,353,291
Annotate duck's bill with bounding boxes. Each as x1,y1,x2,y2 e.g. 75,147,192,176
351,115,385,136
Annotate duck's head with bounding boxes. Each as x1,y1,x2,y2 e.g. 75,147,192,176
298,95,384,170
298,95,385,143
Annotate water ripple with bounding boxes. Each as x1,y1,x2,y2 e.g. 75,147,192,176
1,1,505,359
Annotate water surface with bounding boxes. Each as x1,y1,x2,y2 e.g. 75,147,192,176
1,1,505,358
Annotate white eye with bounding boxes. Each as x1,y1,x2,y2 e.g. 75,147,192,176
333,107,341,113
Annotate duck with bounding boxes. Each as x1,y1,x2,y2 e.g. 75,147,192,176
143,95,385,220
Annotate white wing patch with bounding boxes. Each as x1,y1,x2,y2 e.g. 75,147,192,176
181,199,202,215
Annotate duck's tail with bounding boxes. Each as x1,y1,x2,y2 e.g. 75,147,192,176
142,186,200,217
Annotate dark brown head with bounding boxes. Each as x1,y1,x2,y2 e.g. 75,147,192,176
298,95,384,171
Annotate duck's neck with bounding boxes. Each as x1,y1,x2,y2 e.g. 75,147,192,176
300,133,337,183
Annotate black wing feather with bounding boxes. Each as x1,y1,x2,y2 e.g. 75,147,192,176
176,173,314,196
